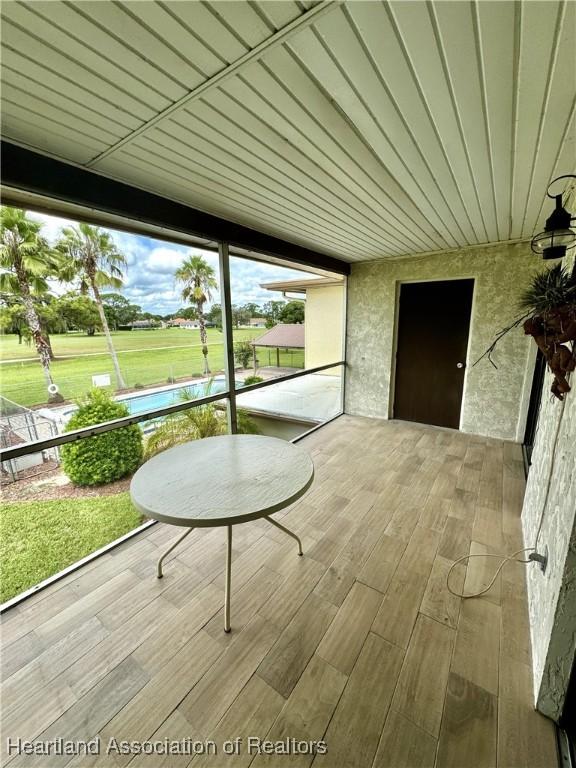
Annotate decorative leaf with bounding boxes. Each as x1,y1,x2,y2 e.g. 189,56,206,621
518,264,576,315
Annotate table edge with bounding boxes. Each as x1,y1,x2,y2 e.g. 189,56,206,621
130,467,315,527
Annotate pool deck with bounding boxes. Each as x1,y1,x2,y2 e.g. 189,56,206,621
37,372,341,431
237,374,341,423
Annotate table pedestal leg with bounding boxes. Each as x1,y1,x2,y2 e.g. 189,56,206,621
224,525,232,633
265,516,303,556
157,527,193,578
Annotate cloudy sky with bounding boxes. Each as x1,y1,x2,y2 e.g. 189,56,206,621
31,211,312,315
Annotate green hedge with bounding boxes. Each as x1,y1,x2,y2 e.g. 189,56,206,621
61,389,143,486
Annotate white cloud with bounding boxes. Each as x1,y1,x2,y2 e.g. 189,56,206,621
146,247,187,274
24,210,315,314
28,211,77,242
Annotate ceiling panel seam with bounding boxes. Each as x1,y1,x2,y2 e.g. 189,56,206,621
114,1,212,83
54,0,200,92
359,235,531,265
0,80,128,141
384,1,480,246
248,54,432,252
0,141,352,269
1,11,170,112
471,0,501,242
426,1,490,243
246,0,278,35
209,71,418,250
1,97,119,147
508,0,522,240
124,132,388,248
519,0,566,236
103,148,362,257
303,15,450,250
342,3,467,248
156,1,229,66
149,118,391,250
175,101,407,253
86,0,342,169
530,99,576,231
202,0,261,49
0,46,145,126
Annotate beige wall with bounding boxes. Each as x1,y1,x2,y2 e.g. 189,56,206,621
345,242,541,441
305,285,345,373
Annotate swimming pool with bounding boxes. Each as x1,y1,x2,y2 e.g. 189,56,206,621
117,378,229,416
61,377,234,425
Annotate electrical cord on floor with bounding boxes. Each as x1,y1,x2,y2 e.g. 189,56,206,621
446,548,534,598
446,390,568,599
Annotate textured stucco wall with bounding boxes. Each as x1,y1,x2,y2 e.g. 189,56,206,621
345,242,540,440
522,253,576,720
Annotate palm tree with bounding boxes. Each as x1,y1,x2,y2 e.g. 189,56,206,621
174,254,218,375
57,223,127,389
145,384,259,458
0,207,61,400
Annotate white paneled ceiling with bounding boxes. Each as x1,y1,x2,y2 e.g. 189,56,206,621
1,0,575,262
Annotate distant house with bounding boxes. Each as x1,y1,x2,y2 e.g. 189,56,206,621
248,318,266,327
169,317,200,329
130,319,158,330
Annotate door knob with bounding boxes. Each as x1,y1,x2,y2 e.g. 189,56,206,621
456,362,465,369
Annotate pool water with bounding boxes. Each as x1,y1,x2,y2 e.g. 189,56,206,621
119,378,228,416
117,379,226,414
61,377,241,429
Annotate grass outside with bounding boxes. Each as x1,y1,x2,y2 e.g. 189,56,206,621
0,493,142,603
0,328,304,407
0,327,257,360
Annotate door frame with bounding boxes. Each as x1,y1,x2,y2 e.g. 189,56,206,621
516,341,540,444
389,275,477,430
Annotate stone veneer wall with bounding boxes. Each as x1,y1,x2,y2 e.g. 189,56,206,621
521,252,576,719
345,242,539,440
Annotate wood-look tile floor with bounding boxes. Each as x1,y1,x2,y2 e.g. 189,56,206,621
0,416,558,768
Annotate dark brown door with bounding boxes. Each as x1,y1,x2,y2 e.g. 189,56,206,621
393,279,474,429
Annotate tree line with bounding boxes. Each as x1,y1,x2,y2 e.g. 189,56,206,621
1,208,130,397
0,209,221,396
0,207,304,404
200,299,304,329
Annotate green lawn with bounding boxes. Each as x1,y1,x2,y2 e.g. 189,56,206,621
0,493,142,603
1,327,303,407
0,327,256,360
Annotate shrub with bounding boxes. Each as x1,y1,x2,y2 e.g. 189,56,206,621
61,389,143,486
243,375,264,386
145,403,260,458
519,264,576,315
233,339,253,368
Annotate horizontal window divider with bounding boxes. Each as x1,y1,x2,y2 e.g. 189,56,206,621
0,519,157,614
0,411,346,614
0,390,230,461
0,362,345,461
234,360,345,395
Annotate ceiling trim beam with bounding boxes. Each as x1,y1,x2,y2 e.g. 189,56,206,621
1,141,350,275
86,0,342,169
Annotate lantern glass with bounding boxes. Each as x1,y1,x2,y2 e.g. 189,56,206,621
532,228,576,252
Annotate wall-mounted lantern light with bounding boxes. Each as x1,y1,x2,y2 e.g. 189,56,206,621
531,174,576,260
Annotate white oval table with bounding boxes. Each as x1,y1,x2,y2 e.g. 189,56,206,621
130,434,314,632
